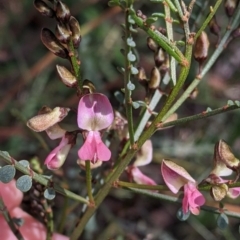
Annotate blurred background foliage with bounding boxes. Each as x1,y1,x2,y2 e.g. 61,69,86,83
1,0,240,239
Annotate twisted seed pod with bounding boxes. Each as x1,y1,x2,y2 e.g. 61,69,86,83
34,0,55,18
41,28,69,58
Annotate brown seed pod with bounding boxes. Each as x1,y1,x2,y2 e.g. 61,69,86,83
41,28,69,58
194,31,209,65
148,67,161,89
34,0,55,18
56,1,71,22
224,0,239,17
147,37,158,52
209,15,221,37
69,16,81,48
56,65,77,87
211,184,228,201
154,47,165,68
55,22,71,44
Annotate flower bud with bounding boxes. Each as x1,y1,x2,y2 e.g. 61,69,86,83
27,106,70,132
231,27,240,38
55,22,71,44
82,79,96,93
224,0,239,17
211,184,228,201
148,67,161,89
194,31,209,65
154,47,165,67
69,16,81,48
56,1,70,22
34,0,55,18
41,28,69,58
56,65,77,87
147,37,158,52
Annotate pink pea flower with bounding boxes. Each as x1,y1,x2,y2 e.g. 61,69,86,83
77,93,114,163
0,180,23,211
128,140,156,185
44,133,75,170
161,160,205,215
0,207,69,240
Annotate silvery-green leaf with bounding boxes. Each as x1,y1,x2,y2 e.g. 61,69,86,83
0,165,16,183
16,175,32,192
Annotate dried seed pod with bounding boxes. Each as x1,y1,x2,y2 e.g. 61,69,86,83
194,31,209,64
56,65,77,87
27,106,70,132
147,37,158,52
69,16,81,48
148,67,161,89
154,47,165,67
41,28,69,58
34,0,55,18
211,184,228,201
56,1,71,21
55,22,71,44
224,0,239,17
209,15,221,37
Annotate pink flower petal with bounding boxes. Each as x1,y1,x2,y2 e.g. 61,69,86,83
161,160,195,194
77,93,114,131
0,180,23,211
133,140,153,167
227,187,240,199
182,182,205,215
131,167,156,185
44,135,71,170
78,131,111,162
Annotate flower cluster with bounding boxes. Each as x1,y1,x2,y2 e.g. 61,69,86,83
0,180,68,240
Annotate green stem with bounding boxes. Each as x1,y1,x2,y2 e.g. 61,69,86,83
42,200,54,240
85,161,94,204
162,3,240,122
118,180,168,190
194,0,222,40
124,6,135,145
0,151,89,204
130,11,187,65
0,197,24,240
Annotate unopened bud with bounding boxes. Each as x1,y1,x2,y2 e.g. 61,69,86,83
83,79,96,93
209,15,221,37
194,31,209,64
69,16,81,48
56,1,71,21
41,28,69,58
34,0,55,18
147,37,158,52
148,67,161,89
224,0,239,17
56,65,77,87
231,27,240,38
154,47,165,67
55,22,71,44
27,106,70,132
137,67,147,82
211,184,228,201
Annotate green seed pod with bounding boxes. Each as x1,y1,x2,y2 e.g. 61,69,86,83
34,0,55,18
194,31,209,65
148,67,161,89
56,1,71,22
41,28,69,58
209,15,221,37
55,22,71,44
56,65,77,87
154,47,165,68
69,16,81,48
147,37,158,52
224,0,239,17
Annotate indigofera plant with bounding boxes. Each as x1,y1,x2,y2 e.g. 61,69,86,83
1,0,240,239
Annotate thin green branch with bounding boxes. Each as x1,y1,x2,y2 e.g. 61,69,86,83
85,161,95,204
194,0,222,40
124,6,135,145
117,180,168,190
0,197,24,240
42,200,54,240
0,151,89,204
129,10,188,65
